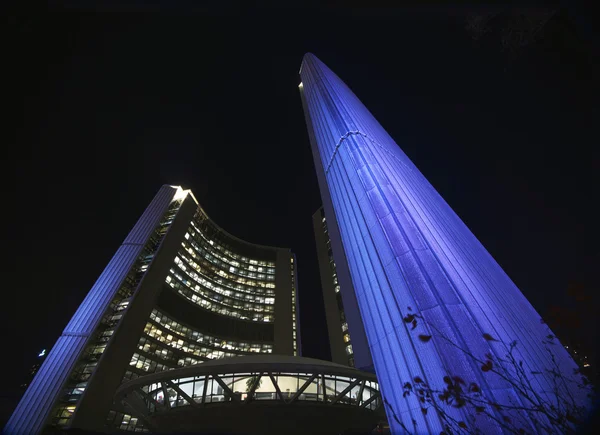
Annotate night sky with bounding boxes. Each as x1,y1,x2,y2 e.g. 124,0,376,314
2,2,597,425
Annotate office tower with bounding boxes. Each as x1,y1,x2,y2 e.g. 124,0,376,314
6,185,387,435
312,207,373,371
299,53,587,433
6,185,300,433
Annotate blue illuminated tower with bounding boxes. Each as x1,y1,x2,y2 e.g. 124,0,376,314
299,54,587,433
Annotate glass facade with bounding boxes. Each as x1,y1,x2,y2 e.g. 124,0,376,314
142,373,379,409
107,206,293,432
8,186,298,434
116,365,381,418
168,210,277,322
50,197,184,428
124,309,274,379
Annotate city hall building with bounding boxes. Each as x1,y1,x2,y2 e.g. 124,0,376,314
6,185,384,434
9,51,582,435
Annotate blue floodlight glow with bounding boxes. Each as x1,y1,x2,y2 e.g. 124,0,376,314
299,53,589,433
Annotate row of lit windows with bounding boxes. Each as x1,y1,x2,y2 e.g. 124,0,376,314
106,411,148,433
182,241,276,292
143,322,273,361
129,352,172,373
52,299,134,424
322,215,355,367
340,304,353,358
189,218,275,268
62,381,86,403
72,362,97,383
184,235,276,282
175,254,276,302
167,271,275,322
291,257,298,356
52,201,183,429
89,344,107,355
150,310,273,353
183,243,274,284
52,405,76,428
136,336,204,369
187,226,276,275
98,328,115,344
138,336,176,362
168,266,276,313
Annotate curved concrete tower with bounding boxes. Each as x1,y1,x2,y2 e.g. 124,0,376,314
299,53,586,433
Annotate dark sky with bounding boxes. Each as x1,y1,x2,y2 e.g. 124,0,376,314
2,2,597,425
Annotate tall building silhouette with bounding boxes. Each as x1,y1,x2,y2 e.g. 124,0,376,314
299,53,587,433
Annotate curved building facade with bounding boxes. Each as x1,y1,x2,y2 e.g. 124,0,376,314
5,185,300,434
